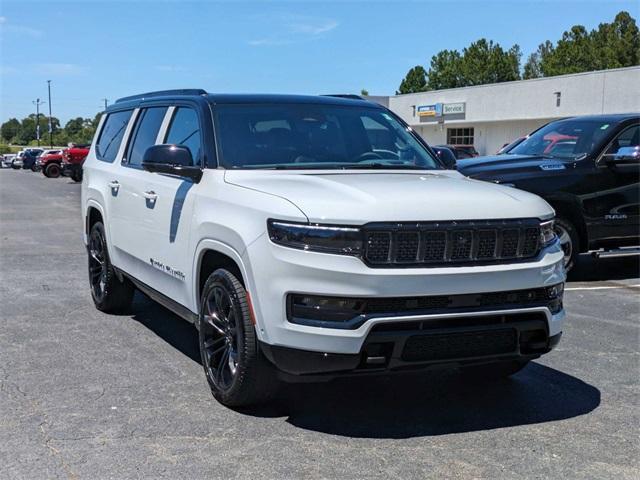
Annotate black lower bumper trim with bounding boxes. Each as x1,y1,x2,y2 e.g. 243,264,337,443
260,327,562,380
260,343,360,376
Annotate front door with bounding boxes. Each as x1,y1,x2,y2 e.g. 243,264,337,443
585,123,640,244
138,106,203,308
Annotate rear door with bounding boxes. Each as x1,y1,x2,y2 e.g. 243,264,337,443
138,105,203,307
107,106,168,283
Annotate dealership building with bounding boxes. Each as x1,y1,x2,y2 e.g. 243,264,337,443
371,66,640,156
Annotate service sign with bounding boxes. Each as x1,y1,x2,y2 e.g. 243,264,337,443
443,102,465,115
417,104,442,117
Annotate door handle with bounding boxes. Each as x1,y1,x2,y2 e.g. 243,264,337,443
143,190,158,201
108,180,120,192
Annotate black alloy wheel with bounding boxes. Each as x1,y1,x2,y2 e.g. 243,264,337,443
199,269,278,407
201,284,241,391
87,222,134,312
88,226,108,304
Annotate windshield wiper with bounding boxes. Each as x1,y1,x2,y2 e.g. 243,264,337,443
342,163,425,170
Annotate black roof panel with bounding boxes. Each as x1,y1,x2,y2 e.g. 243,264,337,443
205,93,378,107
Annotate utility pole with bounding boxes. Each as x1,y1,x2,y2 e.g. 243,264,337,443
32,98,47,147
101,98,108,110
47,80,53,148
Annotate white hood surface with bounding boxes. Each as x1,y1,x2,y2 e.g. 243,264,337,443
224,170,554,224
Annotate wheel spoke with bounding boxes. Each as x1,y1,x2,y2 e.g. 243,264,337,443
204,314,225,335
90,250,104,265
216,347,230,383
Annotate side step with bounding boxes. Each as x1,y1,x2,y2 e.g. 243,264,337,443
591,247,640,259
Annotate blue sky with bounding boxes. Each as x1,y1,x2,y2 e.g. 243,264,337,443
1,0,637,123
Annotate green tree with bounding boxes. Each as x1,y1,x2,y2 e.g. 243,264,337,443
360,88,369,96
523,41,553,79
592,11,639,69
538,11,639,77
459,39,521,86
397,65,428,94
0,118,21,143
426,50,463,90
64,117,85,137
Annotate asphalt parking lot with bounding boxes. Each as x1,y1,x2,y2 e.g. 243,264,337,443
1,169,638,479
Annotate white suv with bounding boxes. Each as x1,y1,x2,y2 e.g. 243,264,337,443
82,90,566,406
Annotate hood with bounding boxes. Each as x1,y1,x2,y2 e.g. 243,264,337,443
224,169,553,224
457,154,576,180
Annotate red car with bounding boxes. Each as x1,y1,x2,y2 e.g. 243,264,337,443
62,144,90,182
38,149,64,177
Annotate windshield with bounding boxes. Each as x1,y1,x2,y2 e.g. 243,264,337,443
509,119,614,159
214,103,440,169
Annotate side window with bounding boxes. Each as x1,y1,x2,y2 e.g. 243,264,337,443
603,125,640,156
165,107,201,164
125,107,167,168
95,110,133,162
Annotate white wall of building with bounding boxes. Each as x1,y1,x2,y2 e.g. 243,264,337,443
383,67,640,155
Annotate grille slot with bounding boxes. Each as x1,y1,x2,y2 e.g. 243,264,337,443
363,220,540,267
401,329,517,362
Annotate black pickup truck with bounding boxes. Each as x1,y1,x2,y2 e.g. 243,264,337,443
458,114,639,270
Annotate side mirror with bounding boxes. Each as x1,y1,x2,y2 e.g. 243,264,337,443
142,144,202,182
612,146,640,164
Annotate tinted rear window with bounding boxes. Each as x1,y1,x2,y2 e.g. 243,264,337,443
95,110,133,162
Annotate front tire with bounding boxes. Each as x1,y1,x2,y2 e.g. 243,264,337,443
44,163,61,178
88,222,134,313
199,269,278,407
555,217,579,271
71,169,83,182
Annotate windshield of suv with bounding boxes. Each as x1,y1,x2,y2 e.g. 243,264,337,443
214,103,440,169
509,119,615,160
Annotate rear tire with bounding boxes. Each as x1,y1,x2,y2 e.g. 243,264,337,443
30,164,38,172
88,222,134,313
44,163,61,178
461,360,529,380
555,217,579,271
71,169,83,182
199,269,278,407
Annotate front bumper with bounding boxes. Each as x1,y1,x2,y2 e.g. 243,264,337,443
261,330,562,379
244,234,566,357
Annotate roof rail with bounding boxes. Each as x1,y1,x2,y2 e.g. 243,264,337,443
115,89,208,104
322,94,364,100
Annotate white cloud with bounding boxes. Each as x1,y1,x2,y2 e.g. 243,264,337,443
155,65,187,72
33,63,86,76
288,19,339,36
0,65,18,75
248,14,339,47
0,17,43,38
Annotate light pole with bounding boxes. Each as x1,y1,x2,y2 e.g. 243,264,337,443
101,98,108,110
32,98,47,147
47,80,53,148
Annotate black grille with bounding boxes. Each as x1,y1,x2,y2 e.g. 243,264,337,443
363,219,541,267
401,329,517,362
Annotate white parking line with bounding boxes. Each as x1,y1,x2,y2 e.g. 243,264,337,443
565,284,640,291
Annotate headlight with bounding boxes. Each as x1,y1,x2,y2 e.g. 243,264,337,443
540,219,557,247
267,220,363,255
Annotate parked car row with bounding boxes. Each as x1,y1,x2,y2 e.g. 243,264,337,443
2,144,89,182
